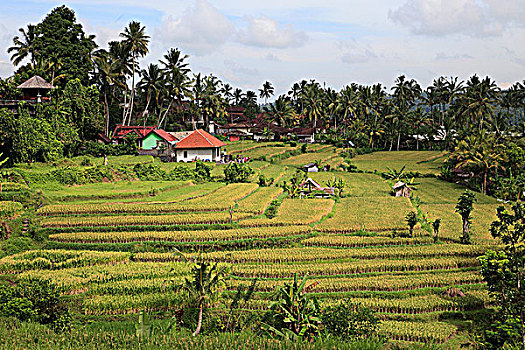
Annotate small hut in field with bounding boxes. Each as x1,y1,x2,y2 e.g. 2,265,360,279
392,181,411,198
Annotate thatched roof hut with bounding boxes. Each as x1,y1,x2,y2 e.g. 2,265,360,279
393,181,411,198
17,75,54,101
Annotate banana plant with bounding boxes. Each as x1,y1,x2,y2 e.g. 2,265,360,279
261,274,322,341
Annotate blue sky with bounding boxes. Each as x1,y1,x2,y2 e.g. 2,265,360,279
1,0,524,98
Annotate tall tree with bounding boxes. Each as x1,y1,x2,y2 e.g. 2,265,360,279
120,21,150,125
7,25,38,66
259,81,274,105
30,6,97,85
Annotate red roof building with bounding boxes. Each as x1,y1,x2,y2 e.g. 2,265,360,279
175,129,226,149
111,125,157,146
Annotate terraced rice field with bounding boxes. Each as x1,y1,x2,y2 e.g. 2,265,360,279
352,151,447,174
1,148,504,348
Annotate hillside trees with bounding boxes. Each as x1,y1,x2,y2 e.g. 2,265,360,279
478,203,525,348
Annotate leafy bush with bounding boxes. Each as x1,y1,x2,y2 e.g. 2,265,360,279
321,299,378,340
169,165,194,181
261,274,322,341
224,163,255,183
301,144,308,153
195,160,213,182
258,174,274,187
133,163,168,181
0,278,71,332
265,200,280,219
51,166,87,185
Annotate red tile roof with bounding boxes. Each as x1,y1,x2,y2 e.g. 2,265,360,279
112,125,156,139
175,129,226,149
150,129,178,142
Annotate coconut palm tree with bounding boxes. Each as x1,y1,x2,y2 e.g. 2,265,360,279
120,21,150,125
244,90,257,106
137,63,165,126
159,48,192,128
233,88,244,106
8,25,38,66
450,133,504,194
267,95,294,127
461,75,498,132
177,258,228,336
220,83,233,104
93,50,125,135
259,81,274,105
391,75,422,150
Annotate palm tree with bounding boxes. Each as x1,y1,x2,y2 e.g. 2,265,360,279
267,95,294,127
137,63,165,126
450,133,504,194
391,75,422,151
244,90,257,106
177,258,228,336
8,25,38,66
220,83,233,104
461,75,498,132
120,21,150,125
93,50,125,135
259,81,274,105
107,41,133,126
302,84,324,139
159,48,192,128
233,88,244,106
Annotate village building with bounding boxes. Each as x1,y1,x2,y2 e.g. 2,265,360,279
173,129,226,162
109,125,156,147
18,75,54,102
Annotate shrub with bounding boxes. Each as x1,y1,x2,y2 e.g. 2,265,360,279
195,160,212,181
0,278,71,332
224,163,255,183
169,165,194,181
133,163,168,181
301,144,308,153
322,299,378,340
265,200,280,219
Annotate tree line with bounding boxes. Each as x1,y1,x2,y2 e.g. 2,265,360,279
0,6,524,196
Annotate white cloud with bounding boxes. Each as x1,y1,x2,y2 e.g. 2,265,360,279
157,0,234,55
435,52,474,61
265,53,281,62
339,38,377,64
236,15,307,49
389,0,525,37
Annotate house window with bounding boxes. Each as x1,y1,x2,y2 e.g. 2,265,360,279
184,151,187,158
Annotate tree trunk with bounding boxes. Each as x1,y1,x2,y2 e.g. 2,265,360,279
128,55,136,126
462,219,469,243
122,89,128,125
104,91,110,136
193,305,203,336
396,132,401,151
483,170,487,195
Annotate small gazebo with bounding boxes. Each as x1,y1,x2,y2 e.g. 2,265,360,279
17,75,54,102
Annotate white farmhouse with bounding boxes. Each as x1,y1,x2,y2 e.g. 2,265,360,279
174,129,226,162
